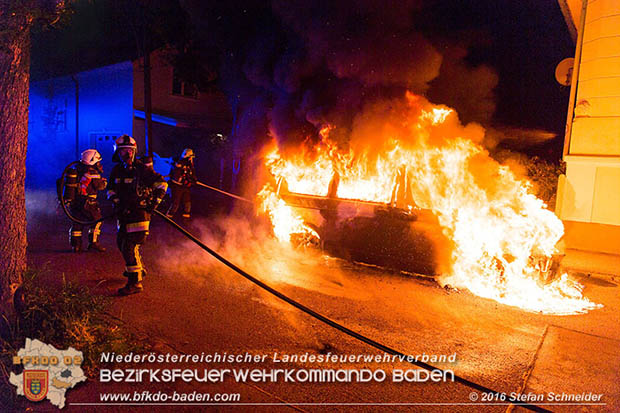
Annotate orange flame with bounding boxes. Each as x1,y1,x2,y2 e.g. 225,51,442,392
258,93,600,314
258,186,319,244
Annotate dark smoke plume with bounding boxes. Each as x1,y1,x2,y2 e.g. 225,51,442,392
179,0,542,158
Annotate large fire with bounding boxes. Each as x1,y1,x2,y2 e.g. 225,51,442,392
258,92,600,314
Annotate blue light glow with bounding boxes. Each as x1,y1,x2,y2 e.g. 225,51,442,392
27,61,133,188
133,110,178,127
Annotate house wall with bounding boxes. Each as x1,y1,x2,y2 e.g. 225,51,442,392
28,61,133,188
558,0,620,253
132,49,232,159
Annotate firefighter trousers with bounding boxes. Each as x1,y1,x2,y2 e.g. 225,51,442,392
167,184,191,218
116,220,149,281
70,198,103,247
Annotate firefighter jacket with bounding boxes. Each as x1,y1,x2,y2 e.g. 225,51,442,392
76,164,107,198
169,157,197,187
70,163,107,222
107,160,168,230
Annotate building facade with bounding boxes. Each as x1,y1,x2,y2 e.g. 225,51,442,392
557,0,620,254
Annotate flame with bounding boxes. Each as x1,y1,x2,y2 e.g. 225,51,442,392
258,186,319,244
422,107,452,124
258,93,600,314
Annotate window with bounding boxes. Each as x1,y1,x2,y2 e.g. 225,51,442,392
172,68,198,99
89,132,121,152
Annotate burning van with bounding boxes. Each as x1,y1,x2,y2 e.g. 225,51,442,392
256,93,599,314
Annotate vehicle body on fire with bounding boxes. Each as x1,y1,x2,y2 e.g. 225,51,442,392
276,172,453,277
276,171,562,282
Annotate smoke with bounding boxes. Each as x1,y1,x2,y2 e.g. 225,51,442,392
153,209,368,301
25,189,72,245
26,190,61,221
152,207,400,345
267,0,445,149
426,45,498,125
272,0,441,91
182,0,557,160
182,0,450,154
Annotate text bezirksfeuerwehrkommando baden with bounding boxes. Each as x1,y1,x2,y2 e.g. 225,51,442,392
100,367,454,383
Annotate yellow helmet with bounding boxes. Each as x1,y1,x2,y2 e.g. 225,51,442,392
181,148,195,159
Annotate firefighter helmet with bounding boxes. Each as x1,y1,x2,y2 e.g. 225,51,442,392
114,134,137,151
112,135,137,163
181,148,195,159
80,149,102,166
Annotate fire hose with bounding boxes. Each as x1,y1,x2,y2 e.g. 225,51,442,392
195,181,253,204
153,209,550,413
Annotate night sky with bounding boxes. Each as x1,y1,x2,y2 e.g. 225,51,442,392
31,0,574,160
416,0,573,128
419,0,574,157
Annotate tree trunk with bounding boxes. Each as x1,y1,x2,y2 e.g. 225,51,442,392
0,13,31,325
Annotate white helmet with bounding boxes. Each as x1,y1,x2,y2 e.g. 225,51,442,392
181,148,195,159
80,149,102,165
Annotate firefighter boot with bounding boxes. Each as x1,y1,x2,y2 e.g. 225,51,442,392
88,224,105,252
118,273,143,296
182,202,191,219
70,229,82,253
87,242,106,252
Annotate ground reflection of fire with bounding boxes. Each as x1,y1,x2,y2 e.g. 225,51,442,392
258,92,600,315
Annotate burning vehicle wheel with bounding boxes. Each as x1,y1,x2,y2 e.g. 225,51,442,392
290,224,322,249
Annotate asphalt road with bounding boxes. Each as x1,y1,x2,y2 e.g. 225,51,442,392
23,191,620,412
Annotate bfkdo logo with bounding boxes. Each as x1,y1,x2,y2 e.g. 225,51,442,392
10,338,87,409
24,370,49,402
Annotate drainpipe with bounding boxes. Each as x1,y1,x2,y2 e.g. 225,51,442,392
144,49,153,156
563,0,588,157
71,74,79,159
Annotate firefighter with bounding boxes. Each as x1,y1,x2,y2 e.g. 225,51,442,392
107,135,168,296
166,148,197,219
69,149,108,252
